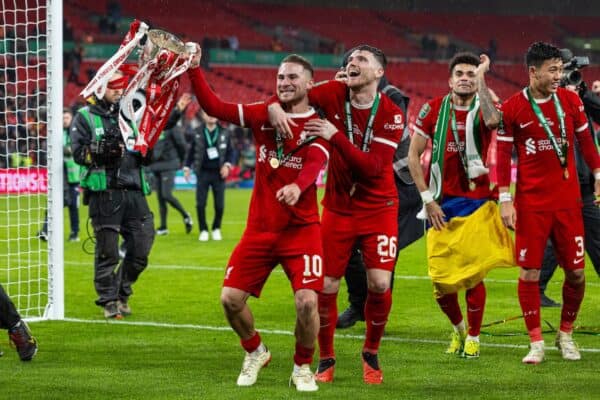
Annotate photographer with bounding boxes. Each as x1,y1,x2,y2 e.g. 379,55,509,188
71,69,155,319
539,51,600,307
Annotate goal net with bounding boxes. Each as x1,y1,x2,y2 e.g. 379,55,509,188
0,0,63,320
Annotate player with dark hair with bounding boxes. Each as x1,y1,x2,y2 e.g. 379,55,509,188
408,52,512,359
498,41,600,364
270,44,404,385
334,48,424,330
187,50,329,392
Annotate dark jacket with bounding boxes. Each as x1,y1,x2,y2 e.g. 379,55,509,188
147,108,187,173
576,87,600,187
148,129,187,172
185,123,234,173
378,77,413,185
71,99,152,191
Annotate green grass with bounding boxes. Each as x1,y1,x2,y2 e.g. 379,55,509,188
3,189,600,399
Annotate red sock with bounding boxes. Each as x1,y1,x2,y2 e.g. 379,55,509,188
241,331,261,353
318,292,338,359
436,292,463,326
518,279,542,342
294,343,315,366
466,282,486,336
363,289,392,353
560,278,585,333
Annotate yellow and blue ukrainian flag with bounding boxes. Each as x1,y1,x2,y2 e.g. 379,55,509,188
427,197,515,297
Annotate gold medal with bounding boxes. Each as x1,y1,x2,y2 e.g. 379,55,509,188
469,181,476,191
563,168,569,180
269,157,280,169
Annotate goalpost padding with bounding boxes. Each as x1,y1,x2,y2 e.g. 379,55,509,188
0,0,63,320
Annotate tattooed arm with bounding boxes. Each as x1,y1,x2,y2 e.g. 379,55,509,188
476,54,501,129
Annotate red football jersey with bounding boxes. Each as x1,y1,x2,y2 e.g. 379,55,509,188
188,68,330,232
308,80,404,214
498,87,599,211
413,96,495,199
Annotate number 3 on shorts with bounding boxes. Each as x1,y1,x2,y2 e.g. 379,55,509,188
303,254,323,277
575,236,584,257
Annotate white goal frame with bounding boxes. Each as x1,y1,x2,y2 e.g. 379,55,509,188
45,0,64,320
0,0,63,320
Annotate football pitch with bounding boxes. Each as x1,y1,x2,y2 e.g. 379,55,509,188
4,188,600,399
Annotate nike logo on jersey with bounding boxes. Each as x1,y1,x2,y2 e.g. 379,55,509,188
379,257,395,264
573,258,584,265
302,278,319,285
334,114,341,120
519,121,534,128
260,124,274,131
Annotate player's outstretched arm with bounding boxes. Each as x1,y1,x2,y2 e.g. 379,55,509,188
475,54,501,129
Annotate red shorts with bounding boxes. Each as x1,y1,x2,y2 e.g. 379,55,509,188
515,208,585,270
223,223,324,297
321,207,398,279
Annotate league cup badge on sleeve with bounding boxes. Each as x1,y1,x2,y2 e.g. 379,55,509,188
81,20,197,156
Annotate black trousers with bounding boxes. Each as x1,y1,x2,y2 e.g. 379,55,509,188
88,190,155,306
0,283,21,329
66,183,80,235
540,188,600,292
153,170,188,229
41,182,80,236
344,179,425,310
195,168,225,231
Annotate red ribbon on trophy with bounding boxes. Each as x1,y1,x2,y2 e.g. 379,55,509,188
81,20,196,156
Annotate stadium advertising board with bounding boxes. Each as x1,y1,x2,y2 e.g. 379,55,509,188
0,168,48,194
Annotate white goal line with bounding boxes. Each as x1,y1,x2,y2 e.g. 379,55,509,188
63,261,600,287
58,317,600,353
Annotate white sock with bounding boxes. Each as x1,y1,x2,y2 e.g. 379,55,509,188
293,364,303,374
453,320,466,334
466,334,479,343
253,343,267,355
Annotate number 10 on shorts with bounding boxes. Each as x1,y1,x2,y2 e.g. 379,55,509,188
303,254,323,277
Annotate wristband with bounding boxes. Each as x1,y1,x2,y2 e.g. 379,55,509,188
499,192,513,203
420,190,434,204
595,172,600,180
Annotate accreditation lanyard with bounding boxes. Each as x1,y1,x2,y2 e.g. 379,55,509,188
344,92,380,151
204,126,219,147
450,100,480,183
526,88,568,175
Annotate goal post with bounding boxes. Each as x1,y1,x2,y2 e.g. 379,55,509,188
0,0,64,320
46,0,64,320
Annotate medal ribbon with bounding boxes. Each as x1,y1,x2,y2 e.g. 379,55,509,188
274,130,317,166
525,88,567,168
344,92,380,151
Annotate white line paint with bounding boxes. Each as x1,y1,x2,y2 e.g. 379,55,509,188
59,317,600,353
62,261,600,287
